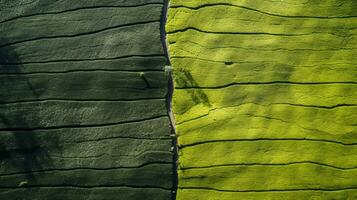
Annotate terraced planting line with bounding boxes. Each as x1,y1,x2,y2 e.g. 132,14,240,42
0,3,165,24
0,55,166,65
167,0,357,199
170,3,357,19
0,1,175,199
0,20,161,48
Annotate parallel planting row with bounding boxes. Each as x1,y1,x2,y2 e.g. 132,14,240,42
1,0,356,199
167,0,357,199
0,1,174,200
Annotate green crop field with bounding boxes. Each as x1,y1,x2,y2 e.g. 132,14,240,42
167,0,357,199
0,1,173,199
0,0,356,199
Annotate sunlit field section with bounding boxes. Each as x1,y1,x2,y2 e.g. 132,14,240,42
167,0,357,199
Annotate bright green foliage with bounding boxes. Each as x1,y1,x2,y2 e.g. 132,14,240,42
167,0,357,199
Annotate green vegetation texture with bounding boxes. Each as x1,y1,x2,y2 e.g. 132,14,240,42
0,1,173,199
167,0,357,199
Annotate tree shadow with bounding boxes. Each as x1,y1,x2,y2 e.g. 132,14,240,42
174,68,210,107
0,37,58,185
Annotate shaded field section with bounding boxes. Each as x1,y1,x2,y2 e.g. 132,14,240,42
0,0,174,200
167,0,357,199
